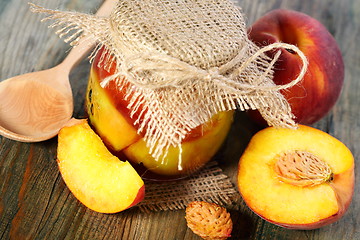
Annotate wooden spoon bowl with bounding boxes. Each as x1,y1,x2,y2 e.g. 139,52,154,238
0,66,73,142
0,0,116,142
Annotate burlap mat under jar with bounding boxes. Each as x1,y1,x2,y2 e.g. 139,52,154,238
138,161,239,212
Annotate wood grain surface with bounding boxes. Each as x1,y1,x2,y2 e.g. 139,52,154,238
1,0,359,239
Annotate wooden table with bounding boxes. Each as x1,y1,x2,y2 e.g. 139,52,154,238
1,0,359,239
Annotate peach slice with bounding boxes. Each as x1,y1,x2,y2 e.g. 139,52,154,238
237,125,354,229
86,67,141,152
57,119,145,213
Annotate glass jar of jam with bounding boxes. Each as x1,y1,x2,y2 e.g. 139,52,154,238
86,48,233,180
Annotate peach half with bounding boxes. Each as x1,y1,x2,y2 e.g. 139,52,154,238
237,125,354,229
57,119,145,213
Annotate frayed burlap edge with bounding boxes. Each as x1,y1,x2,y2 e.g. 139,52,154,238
137,161,240,213
29,1,308,162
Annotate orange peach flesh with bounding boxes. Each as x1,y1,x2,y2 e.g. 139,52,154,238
237,125,354,229
86,68,141,152
123,110,234,176
57,119,145,213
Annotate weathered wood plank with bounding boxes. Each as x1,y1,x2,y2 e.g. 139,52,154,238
0,0,359,239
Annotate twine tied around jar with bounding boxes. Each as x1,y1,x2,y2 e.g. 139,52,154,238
101,43,307,92
29,0,308,161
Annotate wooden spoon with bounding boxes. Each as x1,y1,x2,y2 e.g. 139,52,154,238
0,0,116,142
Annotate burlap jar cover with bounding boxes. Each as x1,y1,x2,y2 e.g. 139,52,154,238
30,0,307,210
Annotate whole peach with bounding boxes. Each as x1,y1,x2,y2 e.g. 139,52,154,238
248,9,344,125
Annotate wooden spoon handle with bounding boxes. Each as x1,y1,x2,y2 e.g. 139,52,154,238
59,0,117,71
